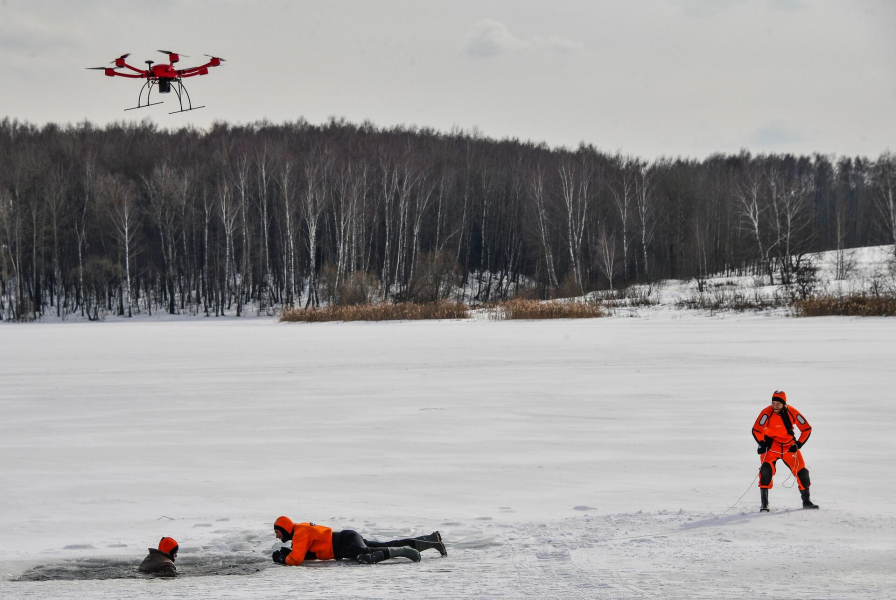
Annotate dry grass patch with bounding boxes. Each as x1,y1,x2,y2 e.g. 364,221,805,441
676,289,787,312
490,299,606,320
280,301,469,323
794,294,896,317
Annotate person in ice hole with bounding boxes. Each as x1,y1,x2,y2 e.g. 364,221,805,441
752,390,820,512
271,516,447,565
138,537,178,576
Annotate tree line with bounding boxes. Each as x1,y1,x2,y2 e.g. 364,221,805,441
0,117,894,320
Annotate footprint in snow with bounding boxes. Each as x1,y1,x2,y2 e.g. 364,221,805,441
573,505,596,511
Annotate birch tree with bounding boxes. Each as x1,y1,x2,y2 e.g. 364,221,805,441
610,155,636,283
528,164,559,289
635,160,659,283
104,176,139,317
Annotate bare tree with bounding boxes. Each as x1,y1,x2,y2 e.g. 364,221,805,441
104,175,140,317
301,150,328,307
610,155,636,282
734,164,775,283
872,152,896,258
528,164,559,289
200,187,215,313
595,226,618,290
44,166,69,315
277,160,300,307
767,163,814,283
74,157,97,317
558,152,594,293
144,162,180,314
218,179,239,310
255,145,274,305
635,160,659,283
232,154,252,316
0,189,24,319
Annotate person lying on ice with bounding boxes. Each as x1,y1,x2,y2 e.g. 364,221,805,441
138,537,178,576
271,516,446,565
752,390,819,512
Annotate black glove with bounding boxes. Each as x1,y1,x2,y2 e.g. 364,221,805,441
788,443,800,453
272,547,290,565
757,442,768,454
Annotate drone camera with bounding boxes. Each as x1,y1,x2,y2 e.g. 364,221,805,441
158,79,172,94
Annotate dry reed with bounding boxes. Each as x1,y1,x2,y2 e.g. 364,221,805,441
280,301,469,322
794,294,896,317
489,299,606,320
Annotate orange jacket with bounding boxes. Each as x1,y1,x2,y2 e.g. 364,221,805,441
752,405,812,447
285,523,335,566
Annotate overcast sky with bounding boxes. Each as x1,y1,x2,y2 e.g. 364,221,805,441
1,0,893,158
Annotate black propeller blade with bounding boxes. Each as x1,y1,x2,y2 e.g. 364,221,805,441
110,53,130,64
203,54,227,62
158,50,189,57
87,66,122,70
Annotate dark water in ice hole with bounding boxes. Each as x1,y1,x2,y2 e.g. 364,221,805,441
15,554,271,581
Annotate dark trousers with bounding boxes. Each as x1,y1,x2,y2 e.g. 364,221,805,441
332,530,417,560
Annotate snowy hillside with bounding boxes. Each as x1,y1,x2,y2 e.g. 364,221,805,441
1,307,895,597
584,244,896,317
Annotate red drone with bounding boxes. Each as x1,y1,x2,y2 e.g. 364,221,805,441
87,51,225,113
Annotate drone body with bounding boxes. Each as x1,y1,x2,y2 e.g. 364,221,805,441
88,51,224,113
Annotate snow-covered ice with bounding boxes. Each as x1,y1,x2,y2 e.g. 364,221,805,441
1,310,896,597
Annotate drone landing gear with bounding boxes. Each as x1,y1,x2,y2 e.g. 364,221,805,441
121,79,205,113
168,80,204,114
124,102,163,111
124,80,163,111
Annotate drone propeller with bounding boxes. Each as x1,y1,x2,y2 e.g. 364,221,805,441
158,50,189,57
203,54,227,62
87,66,122,70
110,53,130,64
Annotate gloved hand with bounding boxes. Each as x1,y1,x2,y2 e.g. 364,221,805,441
788,443,800,453
756,442,768,454
272,547,290,565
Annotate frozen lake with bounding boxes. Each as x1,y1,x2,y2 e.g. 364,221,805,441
1,315,895,598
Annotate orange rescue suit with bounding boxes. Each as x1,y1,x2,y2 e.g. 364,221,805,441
285,523,335,566
751,404,813,490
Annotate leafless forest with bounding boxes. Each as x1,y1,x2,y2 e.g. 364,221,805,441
0,117,894,320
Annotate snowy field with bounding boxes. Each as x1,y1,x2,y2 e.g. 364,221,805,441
2,310,896,598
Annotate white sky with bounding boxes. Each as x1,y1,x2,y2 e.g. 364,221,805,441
1,0,894,158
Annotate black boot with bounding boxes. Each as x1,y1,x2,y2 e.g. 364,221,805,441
760,488,769,512
386,546,421,562
800,488,819,509
356,550,386,564
413,531,447,556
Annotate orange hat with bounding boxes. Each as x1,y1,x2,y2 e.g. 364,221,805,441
274,516,295,540
772,390,787,404
158,537,179,558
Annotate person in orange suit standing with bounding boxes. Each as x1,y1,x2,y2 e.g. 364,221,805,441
752,390,819,512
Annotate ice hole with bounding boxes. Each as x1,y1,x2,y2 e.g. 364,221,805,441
15,554,270,581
